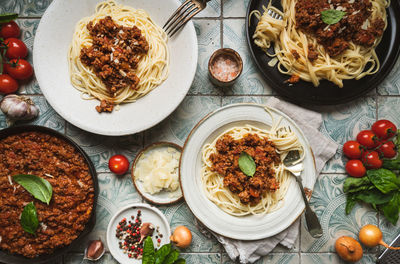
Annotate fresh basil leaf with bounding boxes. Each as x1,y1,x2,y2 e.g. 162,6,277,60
163,249,180,264
173,259,186,264
155,243,171,264
367,169,399,194
345,194,357,215
354,189,394,205
0,13,18,23
238,152,256,177
321,9,346,25
21,202,38,235
143,236,155,264
382,159,400,171
381,192,400,225
12,174,53,205
343,177,373,193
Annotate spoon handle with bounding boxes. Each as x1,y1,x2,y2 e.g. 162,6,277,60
294,175,323,238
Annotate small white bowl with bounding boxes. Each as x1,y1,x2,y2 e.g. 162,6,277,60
131,142,183,205
106,203,171,264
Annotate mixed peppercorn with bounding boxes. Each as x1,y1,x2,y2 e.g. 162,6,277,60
115,209,162,259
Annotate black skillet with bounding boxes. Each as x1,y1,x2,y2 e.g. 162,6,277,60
246,0,400,105
0,125,98,264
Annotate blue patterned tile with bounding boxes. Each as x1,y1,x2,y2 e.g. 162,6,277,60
223,19,273,95
0,95,64,132
223,0,250,18
223,253,299,264
377,97,400,123
184,0,221,17
18,19,41,94
66,124,143,172
189,20,222,95
378,56,400,95
65,253,118,264
70,172,141,251
301,253,376,264
301,174,378,253
311,97,376,173
181,253,221,263
222,95,265,105
144,96,221,146
158,202,221,253
0,0,52,17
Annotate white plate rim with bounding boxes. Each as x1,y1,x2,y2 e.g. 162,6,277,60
33,0,198,136
106,203,171,264
179,102,317,240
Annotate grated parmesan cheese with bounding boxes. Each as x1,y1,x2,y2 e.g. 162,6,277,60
40,222,48,231
77,180,84,188
135,147,181,195
8,175,13,186
361,19,370,30
44,173,54,178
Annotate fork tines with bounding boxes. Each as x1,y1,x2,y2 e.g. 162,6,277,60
267,9,282,20
163,0,201,37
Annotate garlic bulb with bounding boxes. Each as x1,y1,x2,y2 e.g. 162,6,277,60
0,95,39,121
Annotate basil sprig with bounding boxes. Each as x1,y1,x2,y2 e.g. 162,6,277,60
21,202,39,235
321,9,346,25
142,237,185,264
344,168,400,224
238,152,256,177
0,13,18,23
13,174,53,205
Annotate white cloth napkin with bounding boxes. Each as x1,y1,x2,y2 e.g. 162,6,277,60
200,98,338,263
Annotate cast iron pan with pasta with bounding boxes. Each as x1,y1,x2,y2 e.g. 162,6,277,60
246,0,400,105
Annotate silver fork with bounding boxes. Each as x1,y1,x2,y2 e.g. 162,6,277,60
283,149,323,238
163,0,211,37
267,8,282,20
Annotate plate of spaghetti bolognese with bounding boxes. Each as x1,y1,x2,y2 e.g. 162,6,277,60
33,0,197,136
246,0,400,105
179,103,316,240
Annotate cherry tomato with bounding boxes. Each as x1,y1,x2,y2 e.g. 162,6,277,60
345,160,366,178
356,130,379,149
4,59,33,80
0,21,20,38
4,38,28,59
0,74,18,94
361,151,383,169
378,141,397,159
108,154,129,175
372,120,397,140
343,140,363,159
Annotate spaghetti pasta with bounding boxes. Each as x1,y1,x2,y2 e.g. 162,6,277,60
68,0,169,109
251,0,389,87
201,108,305,216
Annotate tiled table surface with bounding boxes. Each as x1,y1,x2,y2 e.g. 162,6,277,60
1,0,400,263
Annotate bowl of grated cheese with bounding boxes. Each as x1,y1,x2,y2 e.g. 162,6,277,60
131,142,183,205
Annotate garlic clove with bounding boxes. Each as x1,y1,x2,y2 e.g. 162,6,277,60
84,239,105,261
0,94,39,121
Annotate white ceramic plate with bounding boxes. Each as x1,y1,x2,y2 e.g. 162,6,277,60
180,103,316,240
106,203,171,264
131,142,183,205
33,0,197,136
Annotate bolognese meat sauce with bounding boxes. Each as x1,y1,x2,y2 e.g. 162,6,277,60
0,132,94,258
80,16,149,112
295,0,385,57
209,133,281,205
